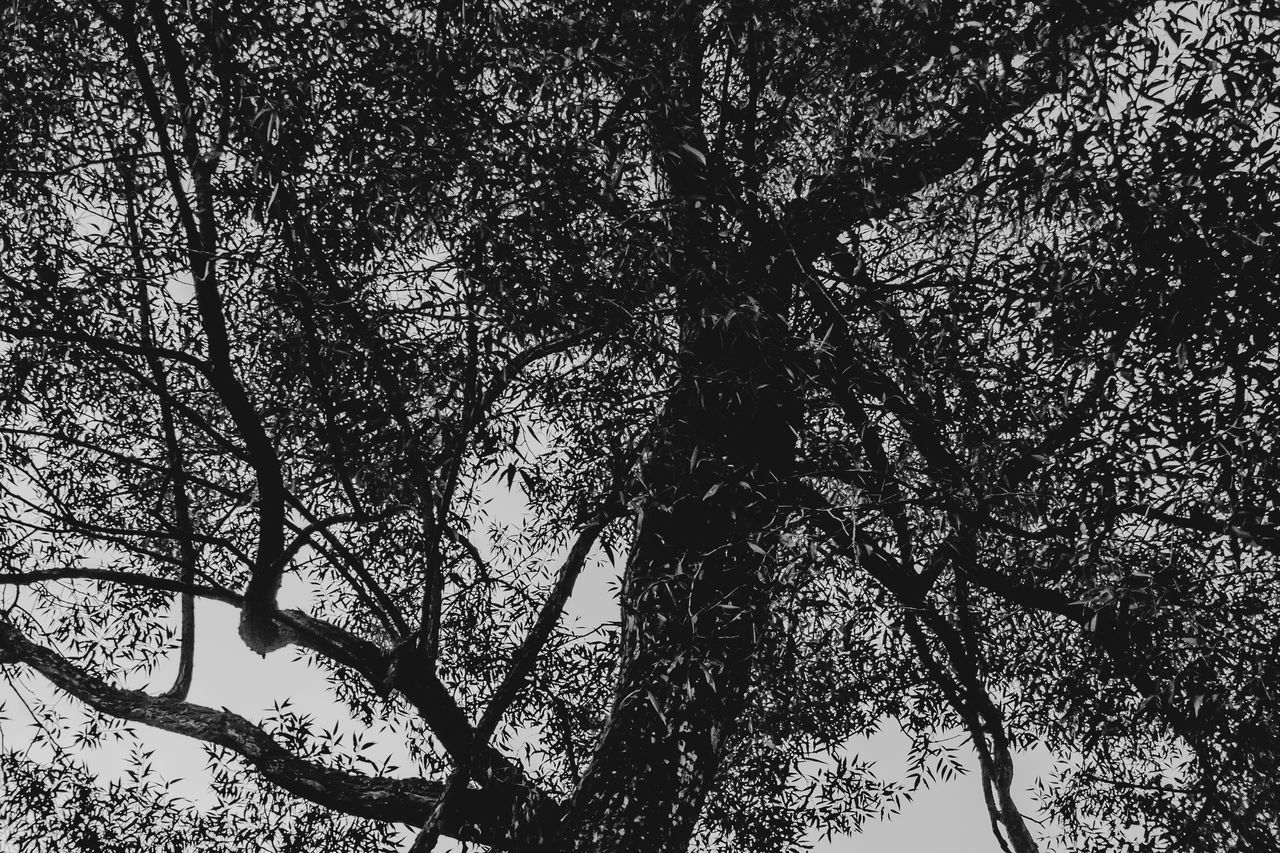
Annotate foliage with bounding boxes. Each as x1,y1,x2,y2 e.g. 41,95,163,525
2,0,1280,851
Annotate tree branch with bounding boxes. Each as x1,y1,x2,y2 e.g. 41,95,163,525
798,482,1041,852
410,505,615,853
0,619,548,849
120,146,199,700
1123,503,1280,558
784,0,1158,249
0,318,211,375
0,566,540,805
277,505,412,639
108,0,288,654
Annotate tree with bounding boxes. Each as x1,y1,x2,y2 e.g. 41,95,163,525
1,0,1279,850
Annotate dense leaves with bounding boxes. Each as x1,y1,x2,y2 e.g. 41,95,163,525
2,0,1279,852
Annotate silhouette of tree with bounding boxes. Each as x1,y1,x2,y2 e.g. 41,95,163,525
2,1,1279,850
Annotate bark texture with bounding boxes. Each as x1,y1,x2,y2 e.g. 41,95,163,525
556,271,800,853
551,8,803,838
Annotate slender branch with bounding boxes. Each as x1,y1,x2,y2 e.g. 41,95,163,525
0,319,211,374
277,504,411,638
0,492,244,560
1123,503,1280,558
0,564,543,791
0,569,236,603
480,331,595,415
84,350,247,461
806,482,1041,853
790,480,923,603
261,181,448,657
418,325,596,667
0,427,245,502
950,571,1041,853
442,523,495,581
901,614,1015,853
0,567,372,684
419,302,481,666
0,505,188,571
119,146,199,699
798,266,967,488
478,514,615,737
0,151,164,179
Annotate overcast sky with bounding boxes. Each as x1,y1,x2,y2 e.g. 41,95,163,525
0,576,1052,852
1,480,1054,851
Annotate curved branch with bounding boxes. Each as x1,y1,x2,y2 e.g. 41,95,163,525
0,566,539,801
101,0,288,654
0,619,549,849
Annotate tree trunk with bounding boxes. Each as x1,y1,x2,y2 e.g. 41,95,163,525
543,7,802,847
554,240,800,852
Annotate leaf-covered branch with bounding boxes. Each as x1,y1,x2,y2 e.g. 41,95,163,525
0,619,548,849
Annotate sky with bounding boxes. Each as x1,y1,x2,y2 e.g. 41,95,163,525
0,565,1054,853
0,472,1062,852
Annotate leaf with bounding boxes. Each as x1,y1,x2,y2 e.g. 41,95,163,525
680,143,707,166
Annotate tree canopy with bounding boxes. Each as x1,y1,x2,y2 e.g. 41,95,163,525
2,0,1279,850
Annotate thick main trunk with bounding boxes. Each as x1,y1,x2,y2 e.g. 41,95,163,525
543,7,800,845
554,249,800,852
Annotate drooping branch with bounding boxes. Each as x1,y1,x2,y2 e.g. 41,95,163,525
79,349,248,462
786,81,1047,247
790,481,923,604
2,497,189,556
0,427,240,502
0,619,550,849
259,179,456,667
951,570,1042,853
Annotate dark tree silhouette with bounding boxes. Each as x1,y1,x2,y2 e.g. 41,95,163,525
2,0,1279,851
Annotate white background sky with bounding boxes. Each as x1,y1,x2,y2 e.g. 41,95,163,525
1,479,1056,851
3,583,1051,852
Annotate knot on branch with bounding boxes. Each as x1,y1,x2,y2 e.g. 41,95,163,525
238,607,292,655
